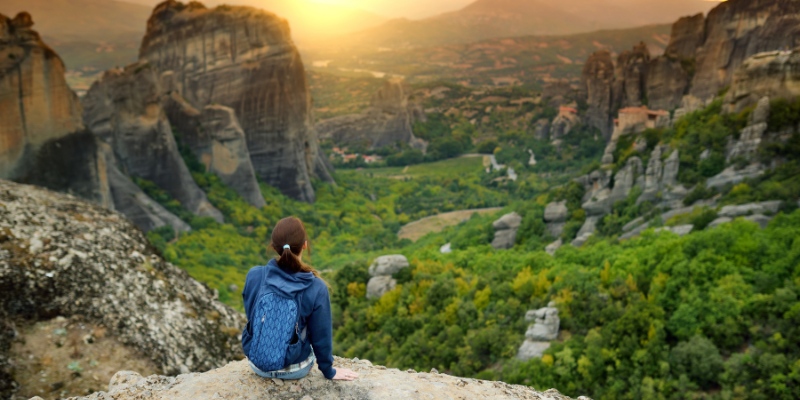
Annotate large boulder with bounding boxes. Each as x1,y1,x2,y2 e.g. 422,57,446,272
368,255,410,277
366,255,409,299
491,212,522,250
0,180,244,399
517,302,560,361
138,1,334,202
0,12,111,207
544,201,568,237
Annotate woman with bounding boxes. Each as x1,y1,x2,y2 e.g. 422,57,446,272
241,217,358,381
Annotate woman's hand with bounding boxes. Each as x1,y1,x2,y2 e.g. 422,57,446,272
332,368,359,381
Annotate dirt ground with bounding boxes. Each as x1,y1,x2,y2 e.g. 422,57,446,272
397,207,503,242
9,316,158,400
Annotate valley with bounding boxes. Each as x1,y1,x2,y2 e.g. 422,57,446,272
1,0,800,399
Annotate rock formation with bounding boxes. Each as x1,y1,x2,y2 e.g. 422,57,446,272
663,14,705,60
0,12,111,207
65,357,588,400
0,180,244,399
580,0,800,122
549,106,580,142
316,78,427,151
366,255,410,299
612,42,650,109
517,302,560,361
138,1,333,202
544,201,568,237
82,63,224,223
581,50,615,138
725,49,800,113
163,82,266,209
689,0,800,101
491,212,522,250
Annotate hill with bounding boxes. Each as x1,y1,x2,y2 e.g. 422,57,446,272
324,0,715,51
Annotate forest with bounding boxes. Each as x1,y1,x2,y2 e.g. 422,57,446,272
141,98,800,399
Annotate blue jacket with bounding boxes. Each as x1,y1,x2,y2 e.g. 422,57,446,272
241,259,336,379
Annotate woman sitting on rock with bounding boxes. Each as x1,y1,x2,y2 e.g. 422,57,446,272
241,217,358,381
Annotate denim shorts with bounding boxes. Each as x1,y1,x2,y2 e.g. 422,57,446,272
249,353,315,380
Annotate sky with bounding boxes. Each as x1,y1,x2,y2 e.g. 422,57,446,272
125,0,474,19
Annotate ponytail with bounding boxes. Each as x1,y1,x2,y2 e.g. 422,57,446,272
270,217,328,285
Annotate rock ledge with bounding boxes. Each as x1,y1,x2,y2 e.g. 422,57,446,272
68,358,589,400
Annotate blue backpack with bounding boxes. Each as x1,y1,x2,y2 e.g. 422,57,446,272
248,272,303,372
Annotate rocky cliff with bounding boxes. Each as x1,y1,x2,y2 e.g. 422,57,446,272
316,79,427,151
0,12,110,207
65,358,588,400
579,0,800,129
138,0,333,202
725,49,800,112
690,0,800,100
0,179,244,399
82,63,224,223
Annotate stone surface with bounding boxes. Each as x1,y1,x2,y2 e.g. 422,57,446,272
726,49,800,113
316,79,426,151
645,56,690,111
544,202,568,223
517,303,560,361
690,0,800,102
516,341,551,361
138,1,334,202
368,255,410,277
524,304,560,341
366,275,397,300
491,212,522,250
545,239,563,256
164,92,266,209
82,63,223,223
106,155,191,233
719,201,782,218
440,243,452,254
581,50,615,138
664,14,705,60
612,42,650,109
571,233,593,248
707,164,765,189
745,214,773,229
709,217,733,228
69,358,586,400
0,180,244,399
550,108,580,140
0,12,110,207
655,225,694,237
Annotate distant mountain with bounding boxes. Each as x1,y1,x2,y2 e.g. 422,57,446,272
330,0,716,50
0,0,150,42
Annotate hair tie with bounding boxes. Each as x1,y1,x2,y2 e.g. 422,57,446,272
283,244,291,250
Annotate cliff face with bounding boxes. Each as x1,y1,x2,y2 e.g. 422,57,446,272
138,0,332,202
725,50,800,112
0,180,245,399
690,0,800,100
82,63,224,223
0,12,110,206
581,50,615,138
316,79,427,150
581,0,800,120
68,358,588,400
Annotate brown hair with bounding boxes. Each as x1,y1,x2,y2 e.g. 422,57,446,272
270,217,323,280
